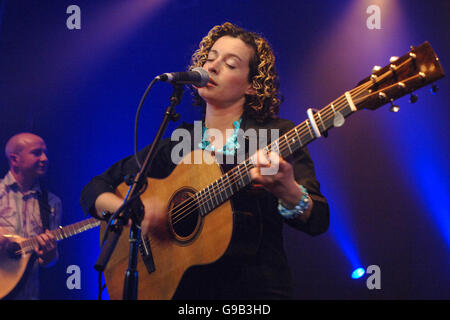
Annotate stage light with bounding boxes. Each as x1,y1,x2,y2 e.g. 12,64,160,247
351,267,366,279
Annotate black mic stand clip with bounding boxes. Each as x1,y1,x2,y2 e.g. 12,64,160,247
94,83,184,300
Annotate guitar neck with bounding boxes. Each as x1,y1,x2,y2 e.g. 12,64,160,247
187,41,445,218
20,218,100,253
196,89,362,217
273,93,358,159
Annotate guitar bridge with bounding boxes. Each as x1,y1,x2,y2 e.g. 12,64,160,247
138,234,155,274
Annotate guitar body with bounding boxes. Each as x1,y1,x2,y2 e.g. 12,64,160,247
0,218,99,299
0,235,35,299
102,150,236,300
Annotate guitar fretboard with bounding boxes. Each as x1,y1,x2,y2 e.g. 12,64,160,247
191,88,367,219
20,218,100,254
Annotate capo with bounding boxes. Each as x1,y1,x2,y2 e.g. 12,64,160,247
307,108,324,138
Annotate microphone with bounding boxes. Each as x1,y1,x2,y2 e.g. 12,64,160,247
156,67,209,87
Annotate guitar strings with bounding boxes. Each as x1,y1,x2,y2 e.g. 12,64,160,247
169,82,373,225
169,80,374,226
170,85,371,226
140,58,414,246
162,56,413,226
178,56,413,219
13,220,99,255
9,61,413,253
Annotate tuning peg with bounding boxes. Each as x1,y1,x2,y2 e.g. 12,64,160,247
430,83,439,94
389,56,399,63
372,65,382,73
389,99,400,112
378,92,388,100
409,93,418,103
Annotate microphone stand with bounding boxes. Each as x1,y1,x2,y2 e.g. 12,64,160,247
94,83,184,300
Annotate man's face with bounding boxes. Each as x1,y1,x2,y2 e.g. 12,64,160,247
14,137,49,179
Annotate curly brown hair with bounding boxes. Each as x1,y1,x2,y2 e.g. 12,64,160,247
189,22,283,123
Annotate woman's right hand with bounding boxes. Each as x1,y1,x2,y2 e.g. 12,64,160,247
140,199,168,240
95,192,168,240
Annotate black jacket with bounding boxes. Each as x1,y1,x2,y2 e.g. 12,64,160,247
80,114,329,299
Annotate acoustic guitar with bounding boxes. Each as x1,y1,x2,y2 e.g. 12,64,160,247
0,217,100,299
100,42,444,299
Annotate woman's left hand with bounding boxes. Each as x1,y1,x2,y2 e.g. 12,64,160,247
249,149,313,220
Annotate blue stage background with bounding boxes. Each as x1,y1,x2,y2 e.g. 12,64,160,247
0,0,448,299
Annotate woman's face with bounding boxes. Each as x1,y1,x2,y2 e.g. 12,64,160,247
197,35,255,108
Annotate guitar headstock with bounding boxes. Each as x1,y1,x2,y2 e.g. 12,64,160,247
355,42,445,111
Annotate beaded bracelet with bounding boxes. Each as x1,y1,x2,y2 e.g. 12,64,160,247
278,184,310,219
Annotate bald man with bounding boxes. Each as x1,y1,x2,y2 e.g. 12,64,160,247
0,133,62,299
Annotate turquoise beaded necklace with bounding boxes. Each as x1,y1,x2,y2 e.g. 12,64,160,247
198,119,242,155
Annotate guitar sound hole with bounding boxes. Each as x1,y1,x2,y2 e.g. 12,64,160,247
168,188,202,243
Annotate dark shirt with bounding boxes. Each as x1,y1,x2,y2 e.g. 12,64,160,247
80,114,329,299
